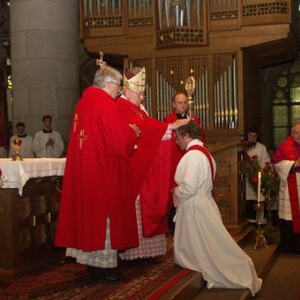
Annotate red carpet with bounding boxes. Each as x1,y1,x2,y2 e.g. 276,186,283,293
0,237,191,299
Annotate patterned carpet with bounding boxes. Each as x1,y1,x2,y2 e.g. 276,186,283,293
0,236,191,299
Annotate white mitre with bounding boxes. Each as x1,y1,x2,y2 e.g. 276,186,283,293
123,67,146,92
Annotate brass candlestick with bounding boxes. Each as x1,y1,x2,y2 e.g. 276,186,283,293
254,201,268,250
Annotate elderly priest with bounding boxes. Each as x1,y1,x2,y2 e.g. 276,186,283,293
55,59,140,282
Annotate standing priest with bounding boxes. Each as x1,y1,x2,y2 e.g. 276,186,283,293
273,123,300,254
164,92,205,143
117,67,188,262
55,60,141,282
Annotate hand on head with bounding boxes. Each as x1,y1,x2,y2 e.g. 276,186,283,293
169,118,190,130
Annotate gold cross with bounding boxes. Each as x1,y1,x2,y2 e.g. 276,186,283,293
78,129,88,150
73,113,79,133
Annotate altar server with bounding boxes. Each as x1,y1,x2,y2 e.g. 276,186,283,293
33,115,64,158
9,122,34,158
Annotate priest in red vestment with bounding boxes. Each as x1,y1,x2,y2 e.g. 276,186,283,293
55,62,141,282
164,92,205,143
164,92,206,230
117,67,188,261
273,123,300,254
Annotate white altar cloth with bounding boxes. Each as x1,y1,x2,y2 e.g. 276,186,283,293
0,158,66,195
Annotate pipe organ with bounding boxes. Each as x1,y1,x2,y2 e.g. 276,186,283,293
213,54,238,129
187,56,210,129
129,54,238,130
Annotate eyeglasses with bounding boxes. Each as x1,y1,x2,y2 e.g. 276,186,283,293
110,81,121,87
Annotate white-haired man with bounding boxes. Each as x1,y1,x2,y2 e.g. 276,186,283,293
55,62,141,282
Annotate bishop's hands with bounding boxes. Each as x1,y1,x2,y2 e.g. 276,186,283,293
169,118,190,130
129,123,141,137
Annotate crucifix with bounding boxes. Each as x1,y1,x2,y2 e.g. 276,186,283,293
78,129,88,150
73,113,79,133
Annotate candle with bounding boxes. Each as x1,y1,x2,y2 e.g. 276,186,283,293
257,171,261,202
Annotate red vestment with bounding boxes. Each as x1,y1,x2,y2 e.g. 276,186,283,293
273,136,300,233
55,87,138,251
117,98,172,237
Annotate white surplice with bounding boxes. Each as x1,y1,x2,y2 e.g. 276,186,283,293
33,130,64,158
246,142,271,200
173,139,262,296
274,160,297,221
9,135,34,158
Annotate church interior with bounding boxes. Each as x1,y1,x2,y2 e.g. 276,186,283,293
1,0,300,298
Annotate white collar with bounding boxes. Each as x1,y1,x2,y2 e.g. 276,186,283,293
186,139,203,150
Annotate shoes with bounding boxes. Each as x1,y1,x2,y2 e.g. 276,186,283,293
86,266,104,284
86,266,126,284
104,268,126,282
143,257,162,264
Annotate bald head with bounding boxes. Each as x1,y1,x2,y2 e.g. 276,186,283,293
292,123,300,144
173,93,188,114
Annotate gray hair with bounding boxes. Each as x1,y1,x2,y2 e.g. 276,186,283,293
93,65,122,88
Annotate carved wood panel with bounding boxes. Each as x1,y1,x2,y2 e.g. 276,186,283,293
0,177,61,274
209,0,238,20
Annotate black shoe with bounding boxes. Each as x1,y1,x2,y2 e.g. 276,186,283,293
104,268,126,282
86,266,104,284
143,257,161,264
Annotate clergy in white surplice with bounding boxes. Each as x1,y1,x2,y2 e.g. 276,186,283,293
9,122,34,158
173,121,262,297
244,128,271,223
273,123,300,254
33,115,64,158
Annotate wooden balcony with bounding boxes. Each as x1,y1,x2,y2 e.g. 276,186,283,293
79,0,297,47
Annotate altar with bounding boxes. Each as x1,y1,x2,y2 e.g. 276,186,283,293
0,158,66,284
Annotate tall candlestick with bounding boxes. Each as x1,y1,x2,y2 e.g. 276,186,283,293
257,171,262,202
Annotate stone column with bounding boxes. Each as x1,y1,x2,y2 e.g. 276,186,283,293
10,0,79,144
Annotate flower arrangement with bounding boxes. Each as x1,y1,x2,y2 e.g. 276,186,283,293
241,153,279,198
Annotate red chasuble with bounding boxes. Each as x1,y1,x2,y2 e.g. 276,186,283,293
55,87,138,251
117,98,172,237
273,136,300,234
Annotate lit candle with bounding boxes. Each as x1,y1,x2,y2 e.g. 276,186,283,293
257,171,261,203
